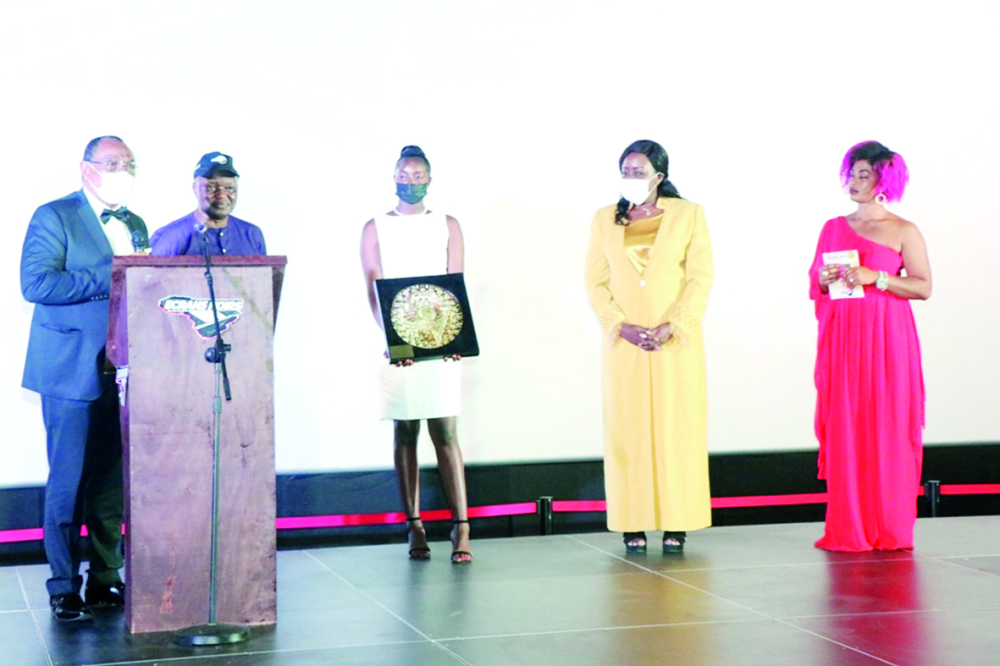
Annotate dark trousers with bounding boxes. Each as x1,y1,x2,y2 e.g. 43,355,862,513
41,378,124,597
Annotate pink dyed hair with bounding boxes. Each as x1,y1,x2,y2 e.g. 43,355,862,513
839,140,909,203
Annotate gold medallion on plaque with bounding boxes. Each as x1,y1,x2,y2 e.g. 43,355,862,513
389,284,464,349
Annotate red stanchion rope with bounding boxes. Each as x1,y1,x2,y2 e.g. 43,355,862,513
3,487,997,544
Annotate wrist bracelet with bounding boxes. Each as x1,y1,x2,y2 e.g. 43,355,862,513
875,271,889,291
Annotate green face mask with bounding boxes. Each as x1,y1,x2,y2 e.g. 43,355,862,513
396,182,428,204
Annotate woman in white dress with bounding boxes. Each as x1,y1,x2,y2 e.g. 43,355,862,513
360,145,472,563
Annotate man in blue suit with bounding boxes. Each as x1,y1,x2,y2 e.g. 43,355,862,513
20,136,149,622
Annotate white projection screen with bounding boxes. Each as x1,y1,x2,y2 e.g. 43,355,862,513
1,0,998,487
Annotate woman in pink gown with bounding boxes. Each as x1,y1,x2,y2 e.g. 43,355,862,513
809,141,932,552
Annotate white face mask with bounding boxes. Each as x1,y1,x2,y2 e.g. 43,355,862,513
620,175,658,205
90,170,135,206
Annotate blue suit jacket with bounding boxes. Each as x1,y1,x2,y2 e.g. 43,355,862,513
21,189,148,401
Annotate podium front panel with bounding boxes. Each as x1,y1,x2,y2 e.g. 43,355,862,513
121,263,278,633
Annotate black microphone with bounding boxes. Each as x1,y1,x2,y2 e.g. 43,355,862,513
130,229,148,253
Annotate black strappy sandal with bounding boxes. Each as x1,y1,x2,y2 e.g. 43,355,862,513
623,532,647,553
406,516,430,560
450,519,472,564
662,531,686,554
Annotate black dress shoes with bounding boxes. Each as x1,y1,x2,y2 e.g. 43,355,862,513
85,582,125,608
50,593,93,622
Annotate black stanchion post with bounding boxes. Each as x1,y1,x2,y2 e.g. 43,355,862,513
538,496,553,536
925,480,941,518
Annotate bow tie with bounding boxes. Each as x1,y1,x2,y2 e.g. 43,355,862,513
100,208,129,224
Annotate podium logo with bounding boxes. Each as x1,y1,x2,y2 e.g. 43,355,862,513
159,296,245,339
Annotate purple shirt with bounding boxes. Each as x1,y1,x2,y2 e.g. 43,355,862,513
150,212,267,257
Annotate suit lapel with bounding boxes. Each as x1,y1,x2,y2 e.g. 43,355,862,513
72,189,113,258
122,210,147,238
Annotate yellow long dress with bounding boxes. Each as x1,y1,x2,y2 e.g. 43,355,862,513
584,197,713,533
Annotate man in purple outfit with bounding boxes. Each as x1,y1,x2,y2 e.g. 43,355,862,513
150,152,267,256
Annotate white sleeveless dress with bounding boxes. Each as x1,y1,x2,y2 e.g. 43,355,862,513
375,210,462,420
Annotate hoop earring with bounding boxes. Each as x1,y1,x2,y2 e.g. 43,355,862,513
875,192,887,205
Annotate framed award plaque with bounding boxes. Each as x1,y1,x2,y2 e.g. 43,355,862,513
375,273,479,363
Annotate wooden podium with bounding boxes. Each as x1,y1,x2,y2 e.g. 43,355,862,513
107,255,286,634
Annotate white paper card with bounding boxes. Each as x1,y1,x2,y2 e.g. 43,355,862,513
823,250,864,300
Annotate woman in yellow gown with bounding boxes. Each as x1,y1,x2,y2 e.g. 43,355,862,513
585,139,713,554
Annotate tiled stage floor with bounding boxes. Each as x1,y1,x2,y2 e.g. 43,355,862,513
2,516,999,665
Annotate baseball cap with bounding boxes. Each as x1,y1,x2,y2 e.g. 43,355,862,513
194,152,239,178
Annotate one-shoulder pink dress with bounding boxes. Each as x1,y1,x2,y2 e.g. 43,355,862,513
809,217,925,551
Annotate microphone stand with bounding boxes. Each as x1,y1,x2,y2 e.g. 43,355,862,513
174,227,249,647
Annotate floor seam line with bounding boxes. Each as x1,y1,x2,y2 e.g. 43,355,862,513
434,618,768,642
303,550,474,666
563,535,903,666
84,639,441,666
916,553,1000,578
15,565,54,666
565,534,809,623
767,617,901,666
778,607,1000,620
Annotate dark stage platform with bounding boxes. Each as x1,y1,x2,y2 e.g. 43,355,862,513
2,516,999,665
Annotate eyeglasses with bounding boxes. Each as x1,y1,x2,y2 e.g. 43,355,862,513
202,184,237,195
87,160,138,172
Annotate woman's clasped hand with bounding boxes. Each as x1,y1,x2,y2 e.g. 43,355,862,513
619,323,672,351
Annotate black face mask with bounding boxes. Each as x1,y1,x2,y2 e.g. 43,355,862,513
396,182,428,204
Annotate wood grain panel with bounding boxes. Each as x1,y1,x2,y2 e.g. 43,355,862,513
112,257,284,633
